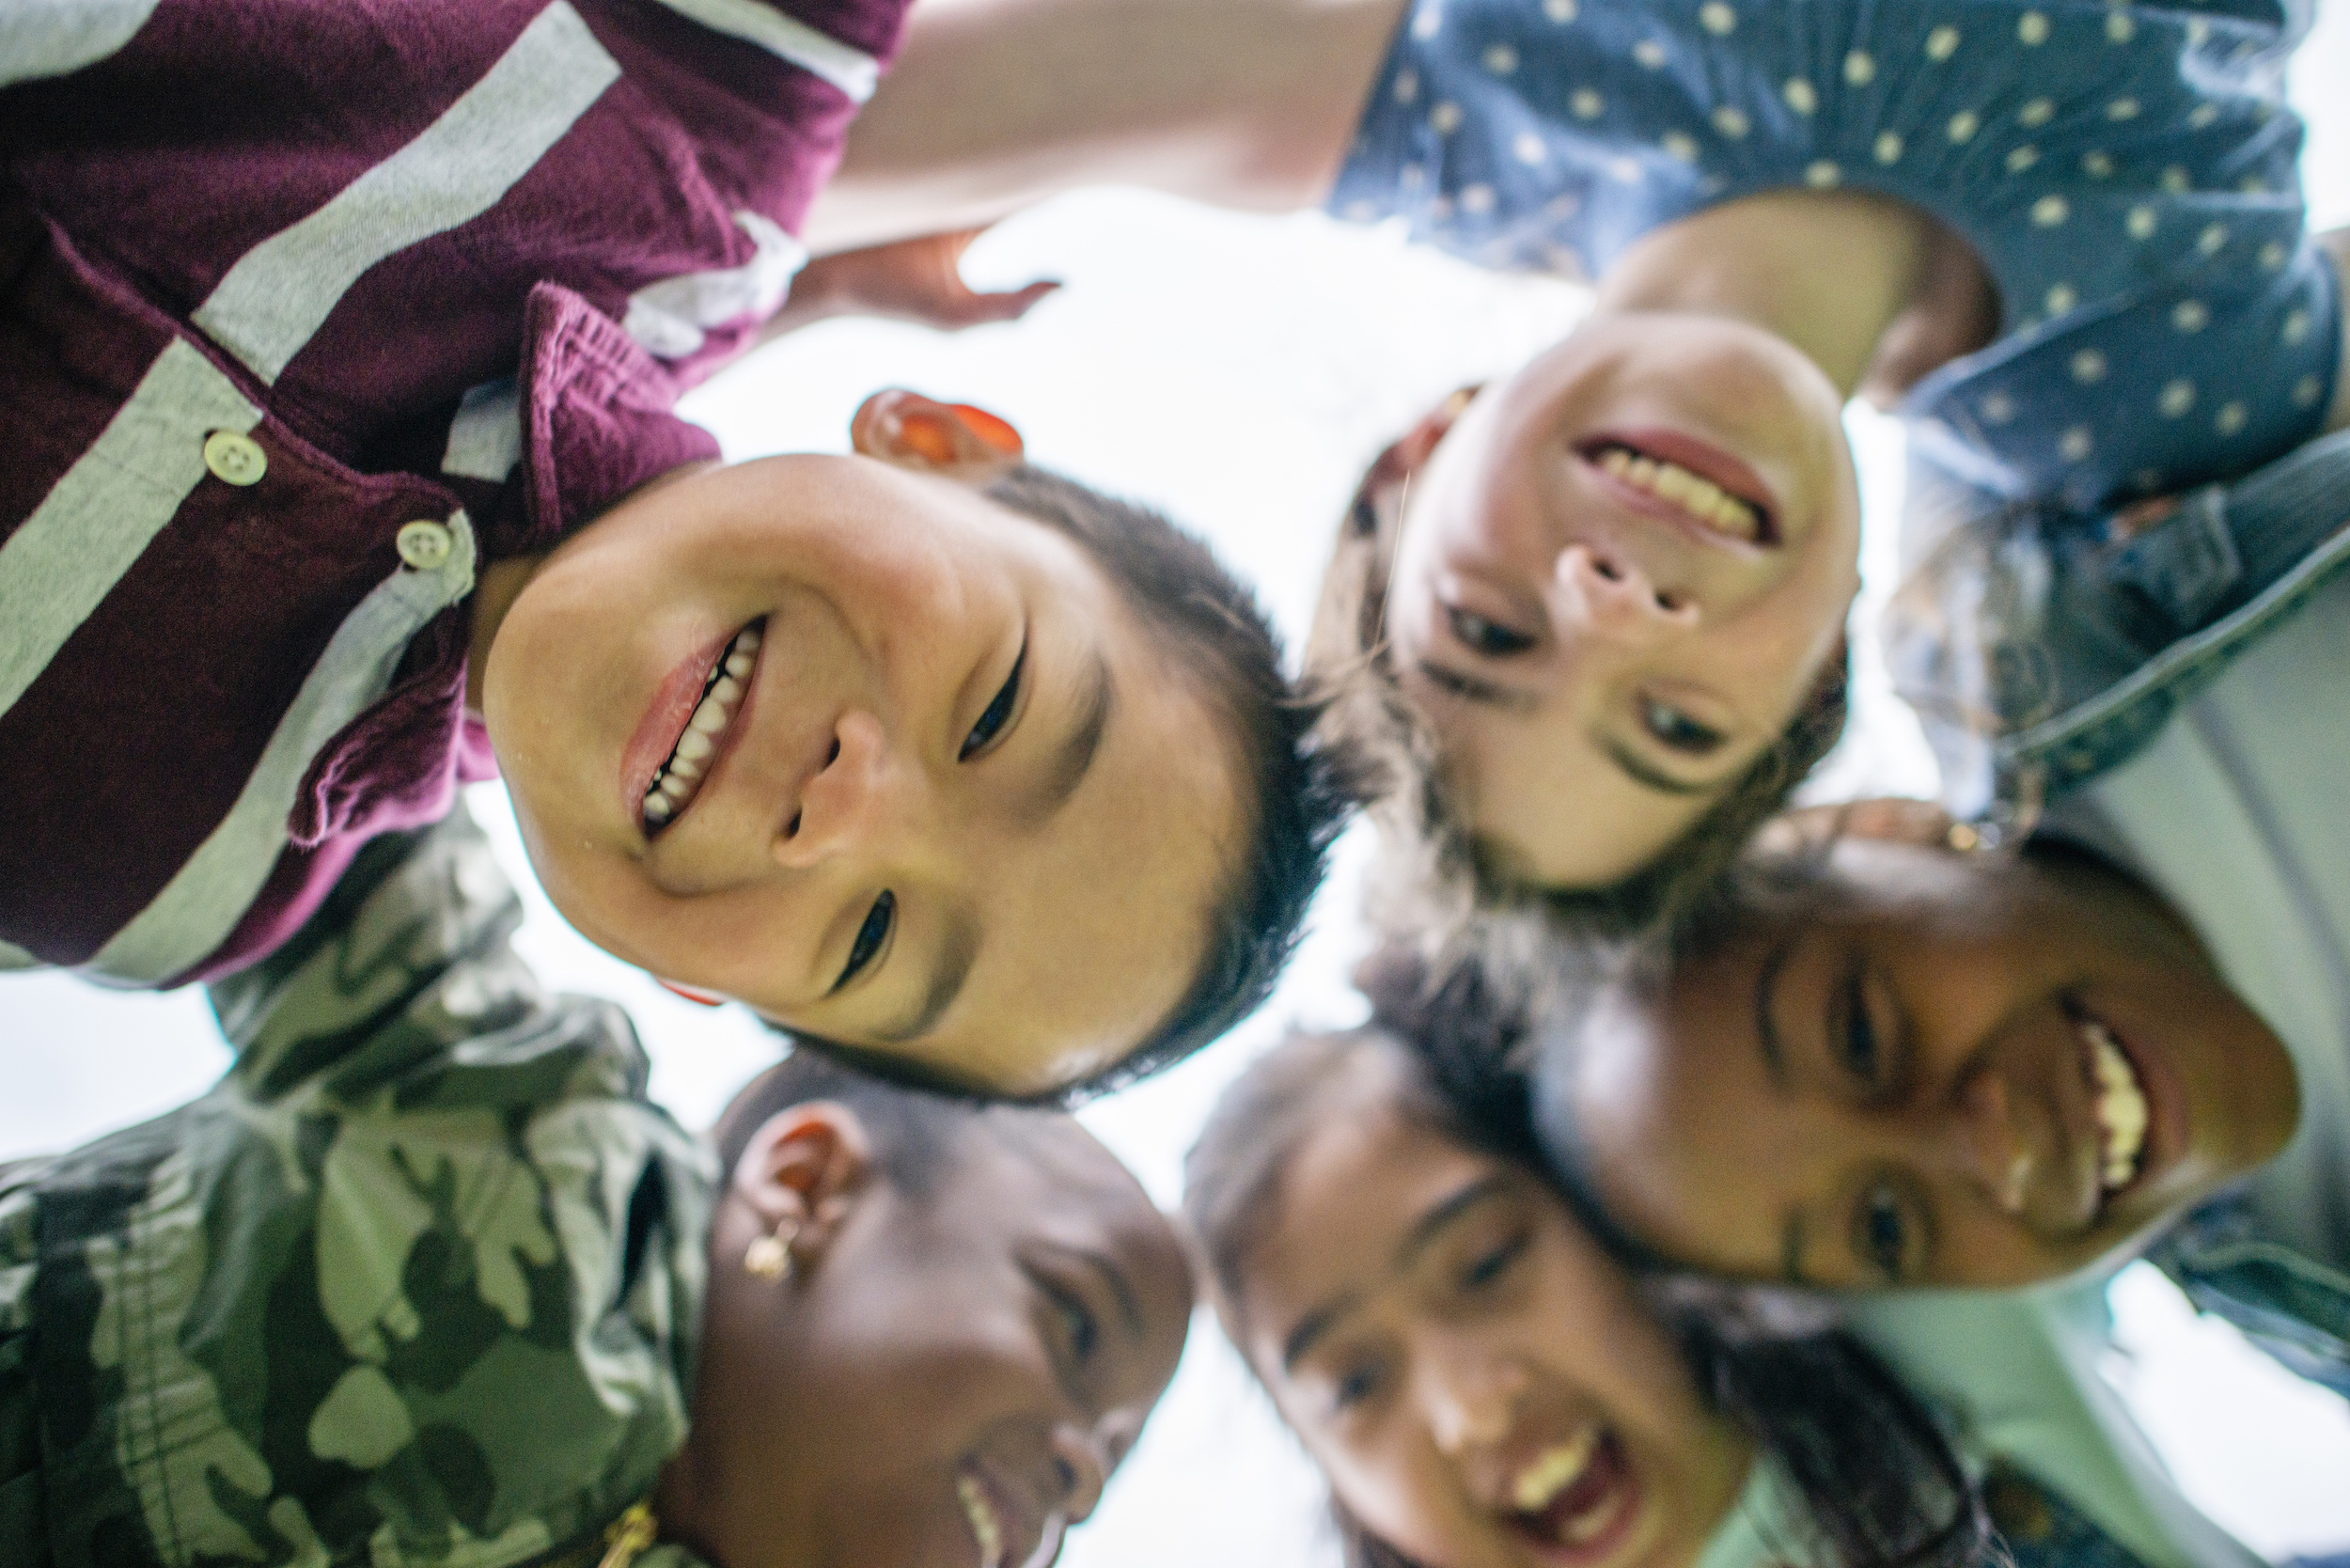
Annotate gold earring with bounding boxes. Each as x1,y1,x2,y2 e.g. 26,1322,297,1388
744,1217,801,1281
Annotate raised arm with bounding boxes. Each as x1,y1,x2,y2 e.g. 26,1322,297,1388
800,0,1407,253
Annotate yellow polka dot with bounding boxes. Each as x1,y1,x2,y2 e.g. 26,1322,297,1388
1460,183,1496,214
1948,110,1981,143
2172,299,2210,333
2187,102,2219,130
2239,174,2268,196
2018,11,2049,44
2186,18,2210,45
1410,8,1440,39
2198,223,2229,256
1712,105,1750,138
1981,392,2017,424
2070,348,2107,382
1700,0,1735,33
2126,205,2157,240
2007,146,2040,174
2260,241,2289,270
1393,69,1418,102
2157,380,2195,417
1662,131,1699,162
2018,98,2054,128
1783,78,1817,115
1844,51,1875,86
2282,309,2312,345
2032,194,2069,227
1806,160,1841,188
2162,165,2191,193
2060,427,2092,461
1513,132,1547,165
1547,192,1582,218
1874,131,1903,164
2045,283,2077,315
1430,101,1463,133
2106,10,2134,41
2216,401,2248,435
1609,155,1643,182
1483,43,1518,74
1572,88,1605,118
2107,98,2139,121
2081,150,2114,179
1925,24,1961,59
1543,0,1576,21
2294,374,2325,408
1634,37,1668,68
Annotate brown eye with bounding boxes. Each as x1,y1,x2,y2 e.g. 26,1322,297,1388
1447,605,1537,656
1850,1180,1925,1283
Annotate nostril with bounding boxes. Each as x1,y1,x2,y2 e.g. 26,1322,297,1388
785,810,802,839
826,738,840,765
1053,1456,1077,1494
1593,557,1622,582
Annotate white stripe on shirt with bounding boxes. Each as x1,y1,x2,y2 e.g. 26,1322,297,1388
190,1,622,384
0,339,260,723
441,378,525,481
648,0,879,102
0,0,166,89
85,512,480,984
622,210,807,358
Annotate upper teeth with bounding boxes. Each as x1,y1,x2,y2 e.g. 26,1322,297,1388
643,622,760,829
1594,446,1763,541
2083,1018,2148,1194
957,1473,1005,1568
1512,1427,1599,1513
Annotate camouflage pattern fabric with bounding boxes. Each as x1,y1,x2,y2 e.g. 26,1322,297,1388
0,805,718,1568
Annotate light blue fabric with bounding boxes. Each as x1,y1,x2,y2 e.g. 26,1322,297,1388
1330,0,2336,515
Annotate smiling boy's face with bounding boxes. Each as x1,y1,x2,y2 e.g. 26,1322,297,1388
479,397,1242,1096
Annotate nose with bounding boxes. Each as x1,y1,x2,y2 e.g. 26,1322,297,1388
1546,543,1700,651
1925,1069,2040,1215
1419,1346,1526,1458
1045,1422,1111,1525
769,710,921,870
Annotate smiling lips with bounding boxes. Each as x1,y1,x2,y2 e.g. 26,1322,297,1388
957,1472,1006,1568
1503,1424,1637,1560
2077,1012,2151,1200
643,621,762,831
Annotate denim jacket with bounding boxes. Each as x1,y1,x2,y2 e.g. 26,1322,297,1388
2145,1193,2350,1402
1885,427,2350,831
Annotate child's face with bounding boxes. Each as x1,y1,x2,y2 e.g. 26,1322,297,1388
1235,1063,1749,1568
701,1112,1193,1568
1549,839,2301,1289
1383,313,1861,888
481,414,1241,1096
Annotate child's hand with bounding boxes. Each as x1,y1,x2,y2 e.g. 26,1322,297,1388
764,227,1060,339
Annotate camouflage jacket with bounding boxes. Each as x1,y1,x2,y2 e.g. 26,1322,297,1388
0,807,717,1568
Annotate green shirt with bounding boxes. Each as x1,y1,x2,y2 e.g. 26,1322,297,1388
0,808,716,1568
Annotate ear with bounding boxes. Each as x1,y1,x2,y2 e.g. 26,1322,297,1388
734,1101,877,1269
851,388,1025,479
1351,385,1479,535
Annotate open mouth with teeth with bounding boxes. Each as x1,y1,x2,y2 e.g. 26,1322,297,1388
1579,435,1778,545
2076,1010,2151,1203
957,1471,1006,1568
1502,1426,1640,1562
641,620,763,833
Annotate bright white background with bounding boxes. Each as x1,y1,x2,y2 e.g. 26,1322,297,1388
6,7,2349,1561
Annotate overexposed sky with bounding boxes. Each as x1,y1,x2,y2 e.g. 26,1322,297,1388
7,6,2350,1561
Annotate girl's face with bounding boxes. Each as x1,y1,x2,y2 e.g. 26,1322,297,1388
1551,839,2302,1289
1234,1061,1750,1568
1384,313,1861,889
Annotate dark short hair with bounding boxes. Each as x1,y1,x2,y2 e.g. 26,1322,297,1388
774,463,1370,1105
712,1050,990,1199
1306,429,1850,952
1184,958,1989,1568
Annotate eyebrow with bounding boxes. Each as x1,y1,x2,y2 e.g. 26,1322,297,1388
1413,659,1539,714
870,907,981,1045
1755,933,1797,1092
1025,647,1114,826
1278,1174,1511,1372
1082,1248,1147,1343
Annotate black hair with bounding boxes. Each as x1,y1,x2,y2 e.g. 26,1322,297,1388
773,463,1370,1105
711,1049,991,1199
1184,958,1991,1568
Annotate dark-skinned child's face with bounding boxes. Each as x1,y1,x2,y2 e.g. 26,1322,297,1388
663,1100,1194,1568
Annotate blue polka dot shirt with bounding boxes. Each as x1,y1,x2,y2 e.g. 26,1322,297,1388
1330,0,2339,511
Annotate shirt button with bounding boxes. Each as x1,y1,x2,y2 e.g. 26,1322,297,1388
202,430,267,486
396,519,454,572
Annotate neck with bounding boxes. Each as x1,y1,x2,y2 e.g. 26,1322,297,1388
1591,189,1965,399
464,553,543,715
